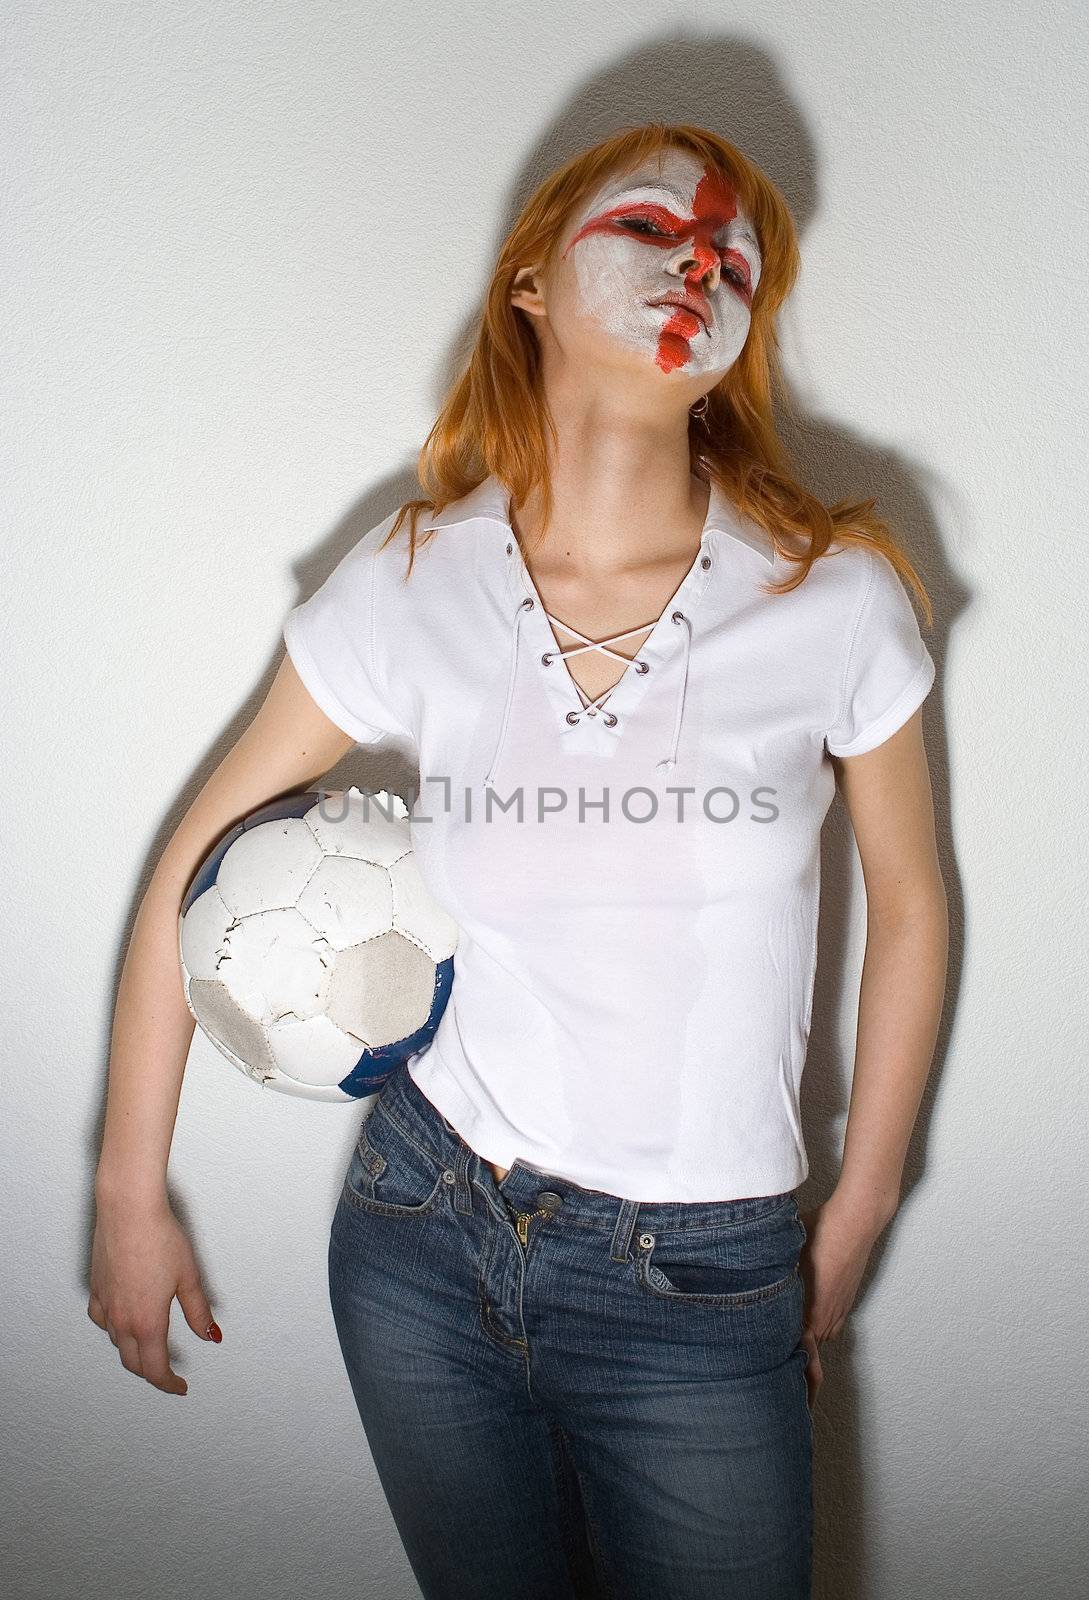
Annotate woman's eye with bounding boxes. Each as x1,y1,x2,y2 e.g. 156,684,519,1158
719,259,749,289
618,217,671,238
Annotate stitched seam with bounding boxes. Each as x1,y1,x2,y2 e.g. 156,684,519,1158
825,650,933,756
478,1299,529,1354
341,1172,445,1215
638,1257,799,1307
476,1223,530,1354
564,1446,620,1600
371,1099,446,1171
828,548,877,746
282,615,390,745
513,1194,796,1236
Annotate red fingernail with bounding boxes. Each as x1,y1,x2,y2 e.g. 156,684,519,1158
206,1321,222,1342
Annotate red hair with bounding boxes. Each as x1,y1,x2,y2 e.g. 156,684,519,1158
382,121,932,625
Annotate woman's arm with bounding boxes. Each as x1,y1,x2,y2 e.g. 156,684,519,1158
796,706,946,1400
95,654,355,1206
90,653,358,1394
828,704,948,1234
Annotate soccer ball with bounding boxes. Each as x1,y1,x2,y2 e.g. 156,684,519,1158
178,786,457,1101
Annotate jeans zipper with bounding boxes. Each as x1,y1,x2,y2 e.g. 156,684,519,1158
512,1205,552,1247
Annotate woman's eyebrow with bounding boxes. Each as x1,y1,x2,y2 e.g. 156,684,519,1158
602,182,691,208
715,218,761,257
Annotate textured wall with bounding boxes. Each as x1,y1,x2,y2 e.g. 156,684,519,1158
4,2,1087,1597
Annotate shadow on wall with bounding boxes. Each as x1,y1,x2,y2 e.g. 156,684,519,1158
96,29,967,1600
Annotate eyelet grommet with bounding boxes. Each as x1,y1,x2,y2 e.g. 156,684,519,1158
521,597,534,611
604,712,618,727
700,555,712,570
638,1231,655,1249
635,660,649,674
506,542,513,555
565,710,581,725
541,652,553,666
671,610,685,624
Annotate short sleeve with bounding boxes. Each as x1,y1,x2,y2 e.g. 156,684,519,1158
282,521,413,747
825,550,936,757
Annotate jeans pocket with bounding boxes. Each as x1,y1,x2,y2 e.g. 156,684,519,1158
636,1201,803,1308
342,1106,448,1217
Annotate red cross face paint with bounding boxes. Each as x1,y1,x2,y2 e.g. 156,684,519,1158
559,149,762,377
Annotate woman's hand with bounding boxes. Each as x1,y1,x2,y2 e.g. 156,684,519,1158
87,1194,222,1396
797,1193,893,1411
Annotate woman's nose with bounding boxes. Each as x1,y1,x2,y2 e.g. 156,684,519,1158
670,242,721,289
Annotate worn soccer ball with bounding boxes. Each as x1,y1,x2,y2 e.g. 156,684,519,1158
178,786,457,1101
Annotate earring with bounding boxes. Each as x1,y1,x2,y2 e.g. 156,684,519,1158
690,394,709,419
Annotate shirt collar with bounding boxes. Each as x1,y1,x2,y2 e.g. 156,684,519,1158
421,473,776,567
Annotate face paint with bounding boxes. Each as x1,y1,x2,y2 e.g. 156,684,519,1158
559,148,762,376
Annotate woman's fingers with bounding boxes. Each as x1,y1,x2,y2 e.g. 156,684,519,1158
116,1330,144,1380
87,1207,208,1397
137,1330,188,1395
801,1326,823,1410
91,1299,189,1395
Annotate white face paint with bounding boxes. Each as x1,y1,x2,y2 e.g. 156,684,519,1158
559,148,762,377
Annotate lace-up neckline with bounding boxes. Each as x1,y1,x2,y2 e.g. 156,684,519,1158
407,471,777,791
538,611,659,719
482,534,717,789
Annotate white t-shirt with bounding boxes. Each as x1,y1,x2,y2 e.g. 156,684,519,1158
283,473,936,1201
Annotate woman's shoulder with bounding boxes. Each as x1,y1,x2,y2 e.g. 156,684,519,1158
768,525,876,607
343,499,473,577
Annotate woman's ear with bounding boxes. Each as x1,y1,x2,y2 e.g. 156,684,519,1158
510,263,548,321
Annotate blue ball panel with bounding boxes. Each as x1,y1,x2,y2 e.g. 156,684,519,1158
242,791,322,829
181,819,246,915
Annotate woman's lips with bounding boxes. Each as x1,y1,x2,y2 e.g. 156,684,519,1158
646,279,752,329
647,297,709,334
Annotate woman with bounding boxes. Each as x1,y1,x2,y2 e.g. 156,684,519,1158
90,122,947,1599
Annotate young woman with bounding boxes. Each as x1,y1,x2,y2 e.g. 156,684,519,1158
90,123,947,1598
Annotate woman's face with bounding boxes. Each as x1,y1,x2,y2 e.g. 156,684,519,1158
521,148,762,386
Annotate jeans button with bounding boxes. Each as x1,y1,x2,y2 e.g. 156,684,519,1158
536,1191,563,1213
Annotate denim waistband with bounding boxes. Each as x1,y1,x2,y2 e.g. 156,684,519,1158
375,1065,797,1236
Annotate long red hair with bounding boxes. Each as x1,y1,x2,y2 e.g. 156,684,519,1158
381,121,932,625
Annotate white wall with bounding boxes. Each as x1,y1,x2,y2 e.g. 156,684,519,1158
4,3,1087,1596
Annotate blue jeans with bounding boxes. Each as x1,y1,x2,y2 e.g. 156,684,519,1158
328,1066,813,1599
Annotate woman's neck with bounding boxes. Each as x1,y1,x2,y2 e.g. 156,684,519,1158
510,438,708,579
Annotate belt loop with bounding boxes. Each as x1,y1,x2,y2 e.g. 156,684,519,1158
610,1198,640,1263
452,1138,474,1215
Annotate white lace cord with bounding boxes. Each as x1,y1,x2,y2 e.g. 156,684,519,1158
483,596,532,789
542,614,654,720
655,611,692,774
484,598,692,786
